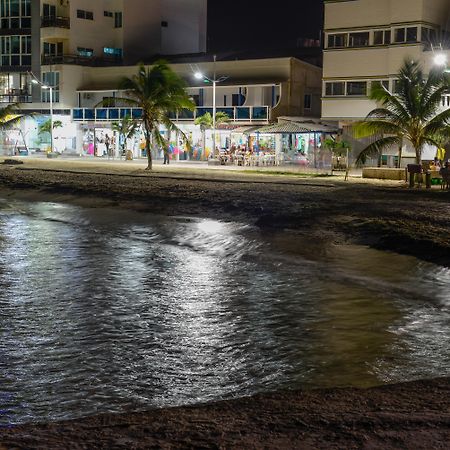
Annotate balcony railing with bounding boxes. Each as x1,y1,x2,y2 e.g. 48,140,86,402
42,54,123,67
41,16,70,28
0,93,32,103
72,106,270,122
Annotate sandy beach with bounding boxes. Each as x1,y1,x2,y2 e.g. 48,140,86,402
0,157,449,449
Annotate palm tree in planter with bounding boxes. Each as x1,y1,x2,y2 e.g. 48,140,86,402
194,111,230,160
112,61,195,170
354,60,450,167
38,118,63,152
111,115,140,158
0,104,33,154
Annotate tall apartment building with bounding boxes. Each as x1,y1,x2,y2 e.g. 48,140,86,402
0,1,322,157
322,0,450,163
0,0,207,103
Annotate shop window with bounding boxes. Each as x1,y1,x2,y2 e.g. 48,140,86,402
349,32,369,47
327,33,347,48
373,29,390,45
346,81,367,96
325,82,345,96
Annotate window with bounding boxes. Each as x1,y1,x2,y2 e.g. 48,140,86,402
103,47,122,58
77,9,93,20
406,27,417,43
104,11,113,17
43,41,63,57
392,79,404,94
161,20,168,27
346,81,367,96
41,71,60,103
325,82,345,96
42,3,55,19
77,47,93,57
349,32,369,47
114,11,122,28
304,94,312,109
373,29,390,45
327,33,347,48
0,0,31,29
421,27,437,44
371,80,389,92
0,34,31,66
394,26,417,43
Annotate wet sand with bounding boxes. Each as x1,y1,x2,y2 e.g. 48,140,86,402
0,159,449,449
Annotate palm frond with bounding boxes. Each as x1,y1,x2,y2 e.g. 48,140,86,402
355,135,401,165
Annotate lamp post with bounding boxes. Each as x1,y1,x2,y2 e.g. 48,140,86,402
194,55,228,159
31,75,54,153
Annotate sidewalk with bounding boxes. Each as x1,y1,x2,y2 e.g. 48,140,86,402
1,155,372,185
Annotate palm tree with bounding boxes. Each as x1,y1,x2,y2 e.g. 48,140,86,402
0,103,26,126
0,104,32,154
354,60,450,166
38,119,62,136
116,61,195,170
111,115,140,158
194,111,229,160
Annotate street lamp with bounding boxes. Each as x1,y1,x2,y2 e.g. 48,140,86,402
31,74,54,153
194,55,228,159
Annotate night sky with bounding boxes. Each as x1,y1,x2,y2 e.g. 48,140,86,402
207,0,324,52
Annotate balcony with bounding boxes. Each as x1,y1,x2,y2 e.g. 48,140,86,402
41,16,70,28
72,106,270,123
0,92,32,103
42,54,123,67
41,16,70,40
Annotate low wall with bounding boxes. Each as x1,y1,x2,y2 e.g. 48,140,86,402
362,167,406,181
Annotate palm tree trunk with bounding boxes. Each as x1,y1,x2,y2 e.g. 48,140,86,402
202,129,206,161
145,127,152,170
397,139,403,168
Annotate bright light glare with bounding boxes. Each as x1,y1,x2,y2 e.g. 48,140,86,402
434,53,447,66
31,79,38,84
194,72,203,79
197,219,226,234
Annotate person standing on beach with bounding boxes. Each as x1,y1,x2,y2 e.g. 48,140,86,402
105,134,111,159
163,146,170,164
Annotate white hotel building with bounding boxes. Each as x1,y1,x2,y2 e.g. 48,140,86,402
0,0,322,157
322,0,450,165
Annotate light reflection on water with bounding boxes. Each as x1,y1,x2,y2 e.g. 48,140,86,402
0,198,449,425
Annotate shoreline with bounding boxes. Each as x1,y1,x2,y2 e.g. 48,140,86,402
1,378,449,449
0,159,449,267
1,159,450,448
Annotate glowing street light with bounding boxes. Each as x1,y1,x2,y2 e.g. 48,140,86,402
192,55,228,159
433,53,447,67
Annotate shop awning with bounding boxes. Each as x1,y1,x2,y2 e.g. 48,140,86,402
257,121,338,134
230,125,263,134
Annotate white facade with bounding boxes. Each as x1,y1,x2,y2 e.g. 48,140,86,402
322,0,450,164
322,0,450,122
